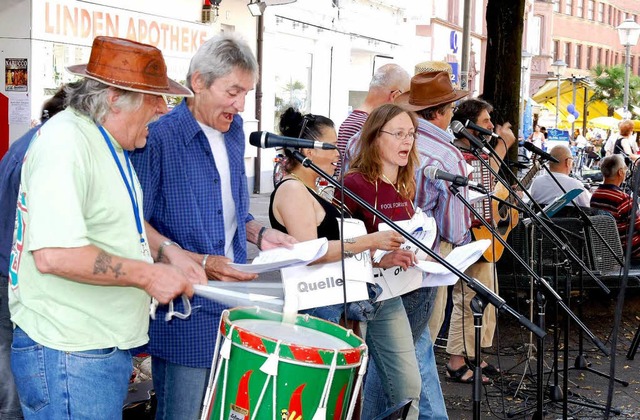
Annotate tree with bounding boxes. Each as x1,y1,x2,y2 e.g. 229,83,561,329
590,64,640,116
483,0,527,172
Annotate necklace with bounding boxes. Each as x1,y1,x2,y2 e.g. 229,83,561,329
381,173,401,194
287,172,314,190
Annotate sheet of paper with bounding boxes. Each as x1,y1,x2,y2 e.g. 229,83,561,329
417,239,491,287
194,283,283,311
373,209,437,262
229,238,328,273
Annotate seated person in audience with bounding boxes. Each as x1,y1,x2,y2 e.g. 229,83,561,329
529,144,591,209
590,155,640,263
612,119,639,163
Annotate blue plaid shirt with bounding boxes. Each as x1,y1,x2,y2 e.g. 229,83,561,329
131,100,253,367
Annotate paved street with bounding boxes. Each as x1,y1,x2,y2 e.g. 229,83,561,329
248,192,640,419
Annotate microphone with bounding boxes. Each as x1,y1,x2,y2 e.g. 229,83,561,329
463,119,500,138
249,131,337,150
522,142,559,163
450,120,492,155
424,166,481,188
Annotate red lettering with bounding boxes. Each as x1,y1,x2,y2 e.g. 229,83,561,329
148,21,160,46
93,11,104,38
63,6,78,38
126,17,137,41
169,25,180,52
181,27,189,52
105,14,119,37
81,9,91,38
138,19,148,43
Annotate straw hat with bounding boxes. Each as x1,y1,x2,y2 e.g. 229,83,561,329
414,60,453,75
66,36,192,97
394,71,469,111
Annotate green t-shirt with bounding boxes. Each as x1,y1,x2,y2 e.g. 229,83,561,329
9,108,152,351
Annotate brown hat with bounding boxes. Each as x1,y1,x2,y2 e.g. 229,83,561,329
66,36,192,97
394,71,468,111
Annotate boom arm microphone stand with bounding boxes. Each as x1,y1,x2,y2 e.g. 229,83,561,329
537,163,628,390
459,137,614,418
287,148,546,420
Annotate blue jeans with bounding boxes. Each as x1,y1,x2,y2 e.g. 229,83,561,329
11,327,132,419
152,357,210,420
362,288,448,420
1,276,23,419
361,296,421,420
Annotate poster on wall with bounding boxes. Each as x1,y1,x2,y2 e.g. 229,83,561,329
5,58,28,92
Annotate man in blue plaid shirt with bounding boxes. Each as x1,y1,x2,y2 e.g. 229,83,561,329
131,33,295,420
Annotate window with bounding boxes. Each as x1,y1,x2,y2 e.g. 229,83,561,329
597,47,602,65
598,3,604,22
587,0,594,20
587,46,593,69
447,0,460,25
553,0,560,13
575,45,582,68
565,0,573,15
531,15,543,55
565,42,571,67
553,40,560,61
608,5,613,25
615,52,619,65
577,0,583,17
605,50,609,65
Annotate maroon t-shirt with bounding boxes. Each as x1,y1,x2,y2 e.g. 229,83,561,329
343,172,414,233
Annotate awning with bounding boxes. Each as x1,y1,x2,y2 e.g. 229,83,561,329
532,79,610,128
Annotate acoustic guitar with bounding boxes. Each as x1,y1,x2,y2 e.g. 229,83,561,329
471,160,542,262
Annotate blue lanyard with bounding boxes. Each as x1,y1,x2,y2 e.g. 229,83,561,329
97,125,146,247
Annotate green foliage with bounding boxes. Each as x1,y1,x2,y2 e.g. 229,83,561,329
590,64,640,116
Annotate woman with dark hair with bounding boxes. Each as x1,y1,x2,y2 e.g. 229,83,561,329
269,107,422,419
344,103,447,419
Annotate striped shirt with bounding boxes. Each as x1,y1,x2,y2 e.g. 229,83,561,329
590,183,640,261
414,118,472,246
337,110,369,174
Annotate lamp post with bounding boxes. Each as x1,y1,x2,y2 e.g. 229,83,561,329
552,59,567,129
616,18,640,119
520,51,533,136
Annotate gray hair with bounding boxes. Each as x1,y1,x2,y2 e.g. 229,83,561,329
600,154,626,178
186,33,258,90
65,79,143,123
369,63,410,91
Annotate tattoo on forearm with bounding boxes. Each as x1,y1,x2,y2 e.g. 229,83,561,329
94,251,126,278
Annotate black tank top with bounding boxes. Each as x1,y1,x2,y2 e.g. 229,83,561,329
269,179,341,240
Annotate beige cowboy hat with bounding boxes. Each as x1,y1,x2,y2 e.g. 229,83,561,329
414,60,453,75
66,36,192,97
394,71,469,111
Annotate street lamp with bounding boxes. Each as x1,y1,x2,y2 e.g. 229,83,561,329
552,59,567,129
616,18,640,118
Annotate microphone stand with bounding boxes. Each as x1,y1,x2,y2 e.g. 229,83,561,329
458,139,616,417
287,147,546,335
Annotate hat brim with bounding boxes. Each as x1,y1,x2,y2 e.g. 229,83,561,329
66,64,193,98
394,89,469,112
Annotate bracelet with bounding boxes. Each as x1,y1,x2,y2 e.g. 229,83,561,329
201,254,209,270
156,240,181,262
257,226,268,250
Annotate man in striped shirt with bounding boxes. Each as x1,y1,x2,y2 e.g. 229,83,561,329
337,64,410,175
590,155,640,262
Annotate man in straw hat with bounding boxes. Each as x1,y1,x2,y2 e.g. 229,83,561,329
8,36,204,419
130,33,296,419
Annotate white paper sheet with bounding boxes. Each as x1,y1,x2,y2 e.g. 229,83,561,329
229,238,328,273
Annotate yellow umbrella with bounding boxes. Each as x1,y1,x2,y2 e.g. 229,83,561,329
588,116,621,129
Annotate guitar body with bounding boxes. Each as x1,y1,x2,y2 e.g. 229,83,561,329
471,161,540,263
471,182,519,262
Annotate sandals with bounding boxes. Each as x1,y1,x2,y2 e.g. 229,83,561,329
465,357,502,377
445,363,490,384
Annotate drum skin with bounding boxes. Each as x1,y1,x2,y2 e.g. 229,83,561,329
205,307,366,420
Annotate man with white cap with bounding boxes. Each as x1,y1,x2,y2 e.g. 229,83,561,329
8,36,203,419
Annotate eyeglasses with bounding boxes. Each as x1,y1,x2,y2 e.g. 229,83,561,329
380,130,418,141
451,105,459,113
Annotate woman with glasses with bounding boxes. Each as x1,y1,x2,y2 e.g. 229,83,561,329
343,104,448,419
269,107,422,420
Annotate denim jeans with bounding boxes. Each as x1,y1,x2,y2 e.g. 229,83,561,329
1,276,23,419
11,327,132,420
360,296,421,420
152,357,210,420
362,288,448,420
